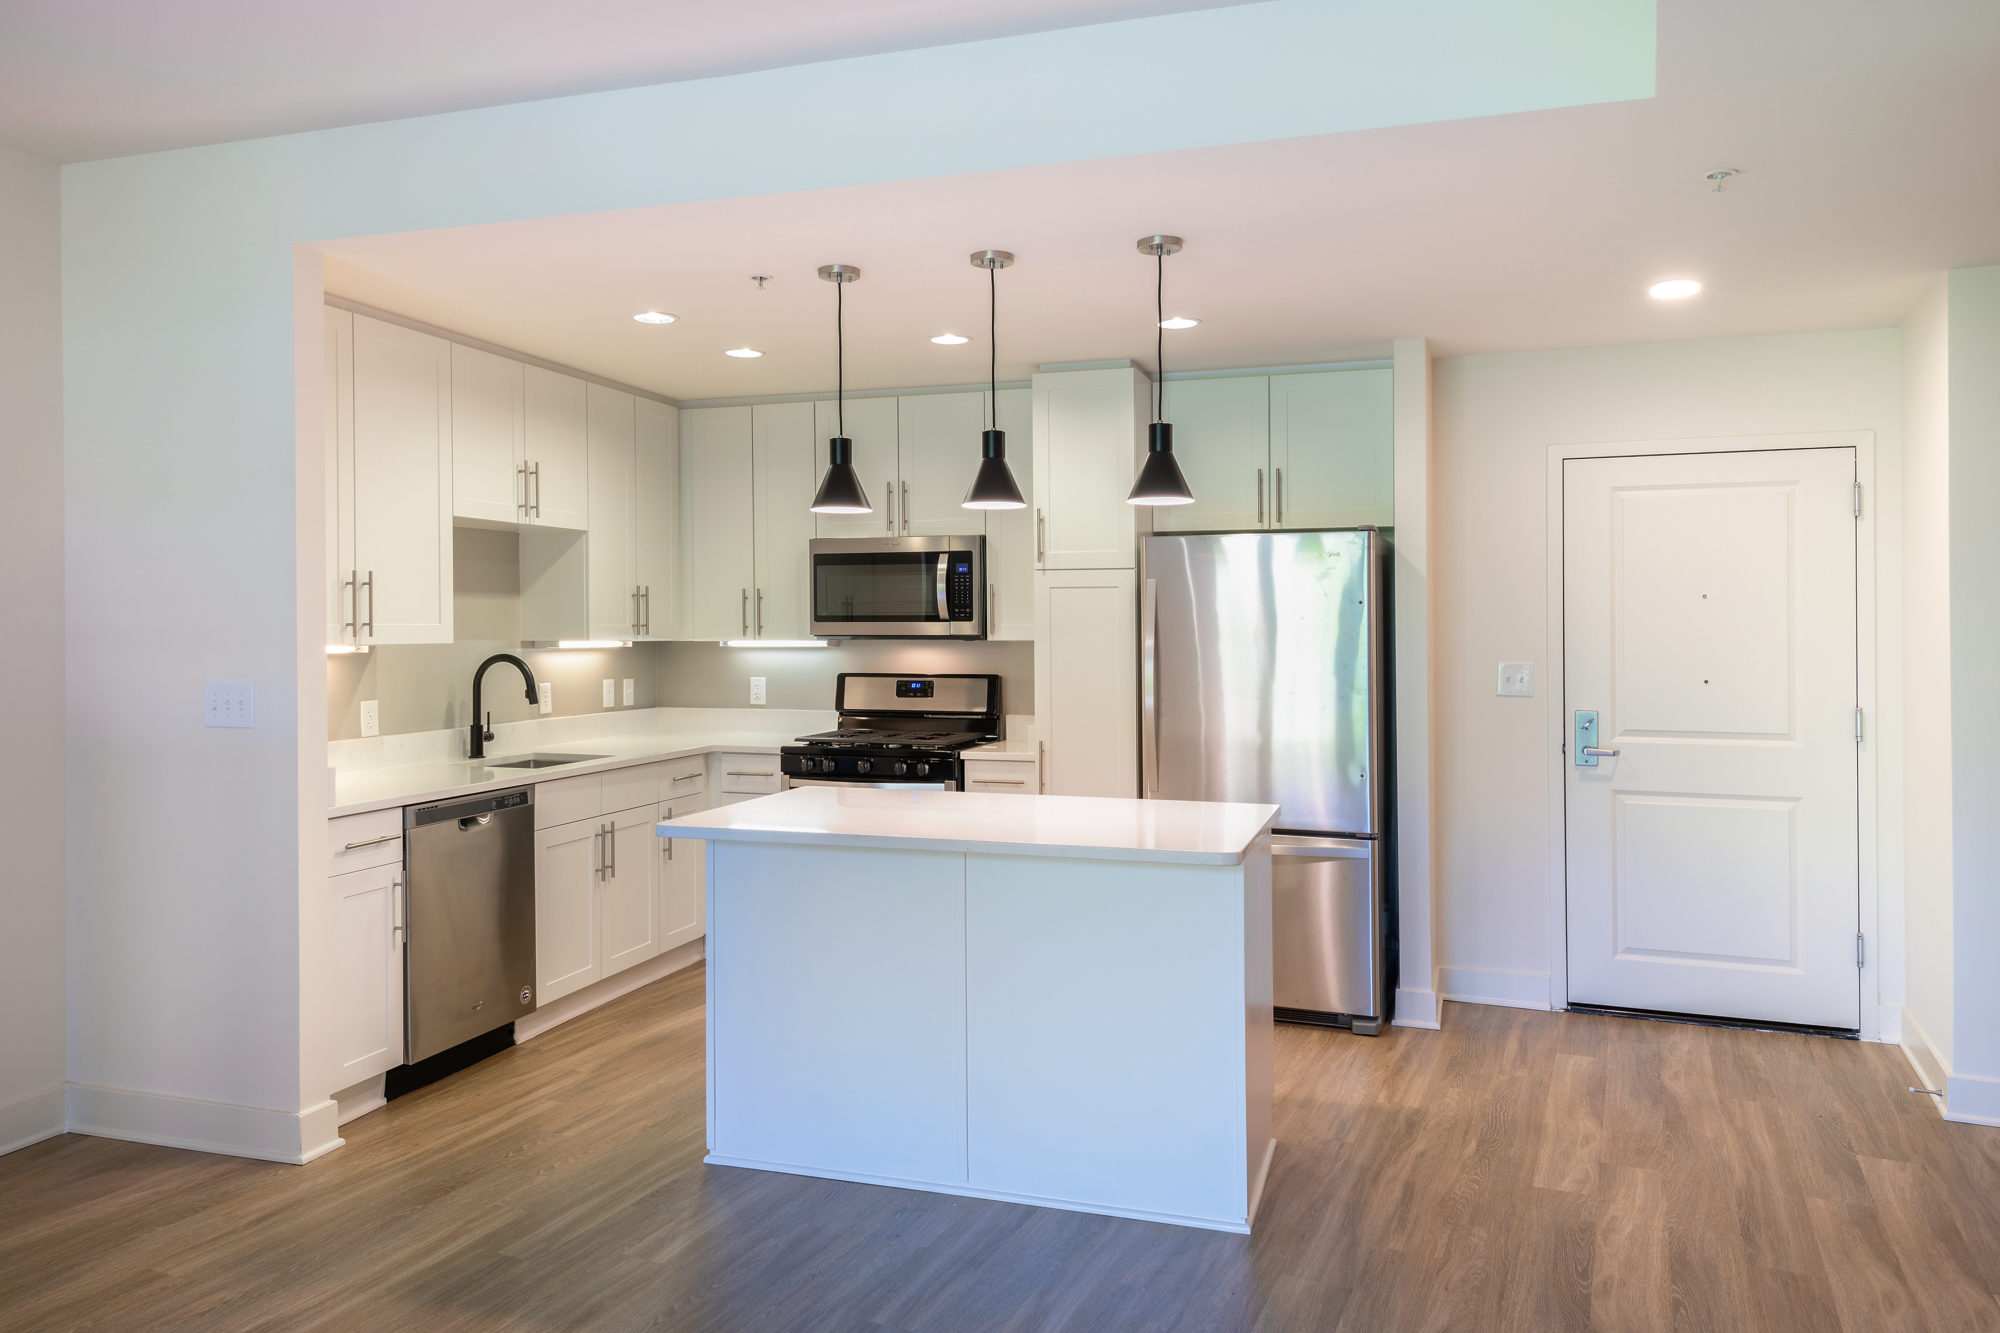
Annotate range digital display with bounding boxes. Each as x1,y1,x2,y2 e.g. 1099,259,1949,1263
896,679,935,698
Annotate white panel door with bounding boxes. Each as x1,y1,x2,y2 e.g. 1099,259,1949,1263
1152,375,1270,533
897,391,986,537
984,387,1036,640
523,366,589,531
350,313,453,644
680,407,756,640
450,343,527,525
634,397,678,638
1269,368,1394,529
1564,447,1859,1028
586,384,638,640
1032,368,1147,570
752,401,819,639
535,818,604,1003
812,396,897,539
323,307,355,647
601,808,660,976
327,860,404,1086
1035,568,1138,797
657,795,708,952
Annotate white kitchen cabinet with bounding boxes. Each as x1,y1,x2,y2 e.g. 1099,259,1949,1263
1035,567,1138,797
1032,367,1150,570
658,794,709,952
812,396,898,539
963,757,1039,794
522,366,590,531
752,401,818,640
348,313,453,644
984,387,1036,641
327,858,404,1087
897,391,988,537
535,817,604,1003
587,384,639,640
633,397,679,638
680,406,757,640
1150,375,1270,533
1268,368,1394,529
324,307,355,647
450,344,528,525
602,807,661,975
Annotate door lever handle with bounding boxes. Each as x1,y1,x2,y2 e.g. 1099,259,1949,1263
1580,747,1619,758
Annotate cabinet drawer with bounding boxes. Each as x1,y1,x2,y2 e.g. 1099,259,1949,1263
536,773,603,829
713,752,782,795
660,755,707,800
328,808,403,874
964,760,1036,794
602,761,667,816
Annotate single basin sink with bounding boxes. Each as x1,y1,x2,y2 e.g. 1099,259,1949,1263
484,753,610,770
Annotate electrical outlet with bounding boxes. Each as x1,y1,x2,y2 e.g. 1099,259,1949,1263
1498,663,1535,697
602,679,616,708
359,699,380,737
622,678,636,707
538,682,553,715
750,676,767,706
203,681,256,728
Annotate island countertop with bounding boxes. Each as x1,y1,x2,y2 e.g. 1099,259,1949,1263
657,786,1279,866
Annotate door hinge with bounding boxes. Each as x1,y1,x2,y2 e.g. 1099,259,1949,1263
1857,933,1866,969
1853,481,1863,519
1855,706,1865,742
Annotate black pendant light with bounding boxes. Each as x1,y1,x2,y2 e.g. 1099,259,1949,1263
810,263,872,514
1127,234,1195,506
962,249,1027,510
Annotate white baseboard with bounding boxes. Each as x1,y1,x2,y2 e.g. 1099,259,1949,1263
1900,1007,2000,1127
1438,966,1555,1012
1392,987,1441,1030
515,938,705,1043
332,1074,388,1126
66,1083,338,1164
0,1082,67,1157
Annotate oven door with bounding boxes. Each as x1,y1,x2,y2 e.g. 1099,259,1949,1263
810,536,984,639
786,777,959,791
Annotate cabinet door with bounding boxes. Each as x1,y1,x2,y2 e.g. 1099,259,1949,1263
1035,568,1138,797
351,314,453,644
752,401,819,639
897,391,986,537
1151,375,1270,533
658,796,709,952
984,388,1036,641
587,384,639,640
535,818,604,1003
324,307,355,647
812,396,897,539
328,860,403,1086
451,344,527,525
602,808,660,977
680,407,757,640
1269,368,1394,529
523,366,590,531
1032,367,1148,570
634,398,679,638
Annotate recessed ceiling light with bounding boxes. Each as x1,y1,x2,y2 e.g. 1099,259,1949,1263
632,311,676,324
1158,317,1200,330
1648,279,1702,300
724,347,763,358
931,333,970,345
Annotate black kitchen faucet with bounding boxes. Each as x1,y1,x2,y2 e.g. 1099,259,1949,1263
469,653,539,760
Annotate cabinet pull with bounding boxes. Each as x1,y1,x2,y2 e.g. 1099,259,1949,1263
342,833,400,851
755,588,764,635
725,770,774,778
740,588,748,636
989,583,996,631
392,874,404,948
362,571,375,638
1275,467,1284,525
902,480,910,533
1036,509,1046,564
977,777,1028,786
608,821,617,879
530,462,542,517
666,835,673,862
641,586,651,636
1256,468,1265,525
342,570,357,638
885,480,895,533
671,772,701,784
517,461,528,514
632,587,642,634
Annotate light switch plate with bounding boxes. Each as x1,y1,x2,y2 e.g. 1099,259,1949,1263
204,681,256,728
622,678,635,707
602,679,616,708
359,699,379,737
1498,663,1534,697
538,682,553,715
750,676,767,706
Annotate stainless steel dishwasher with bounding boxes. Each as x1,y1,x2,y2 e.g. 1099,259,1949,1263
403,786,536,1063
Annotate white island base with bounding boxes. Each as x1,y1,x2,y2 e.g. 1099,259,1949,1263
660,786,1278,1234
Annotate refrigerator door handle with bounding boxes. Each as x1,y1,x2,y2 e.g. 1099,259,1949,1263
1270,835,1372,858
1141,577,1159,795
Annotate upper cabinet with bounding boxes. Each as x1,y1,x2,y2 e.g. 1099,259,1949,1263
896,392,989,537
522,367,590,531
342,313,454,645
751,402,819,640
1268,369,1393,529
680,407,757,640
325,307,354,647
634,398,679,639
585,385,639,641
1150,376,1271,534
450,345,527,525
1032,366,1150,570
812,396,899,540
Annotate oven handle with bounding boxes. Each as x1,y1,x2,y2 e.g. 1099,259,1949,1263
786,777,958,791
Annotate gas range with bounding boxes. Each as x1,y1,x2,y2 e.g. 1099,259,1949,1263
779,673,1001,789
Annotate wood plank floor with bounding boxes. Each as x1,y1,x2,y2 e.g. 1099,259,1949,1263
3,967,1997,1332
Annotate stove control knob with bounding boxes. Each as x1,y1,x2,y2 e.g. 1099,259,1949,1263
891,761,910,777
915,762,931,778
855,759,872,775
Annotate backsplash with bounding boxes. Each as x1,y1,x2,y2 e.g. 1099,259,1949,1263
650,639,1033,713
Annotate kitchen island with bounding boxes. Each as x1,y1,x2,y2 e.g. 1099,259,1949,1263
658,785,1278,1233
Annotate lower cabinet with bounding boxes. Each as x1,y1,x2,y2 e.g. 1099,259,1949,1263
537,799,704,1005
1035,567,1139,797
659,794,709,952
535,817,605,1004
963,757,1040,794
602,807,662,975
327,859,405,1087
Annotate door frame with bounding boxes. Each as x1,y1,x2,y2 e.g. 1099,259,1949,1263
1541,431,1888,1041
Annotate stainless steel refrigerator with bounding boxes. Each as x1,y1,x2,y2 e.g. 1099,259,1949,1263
1142,529,1391,1033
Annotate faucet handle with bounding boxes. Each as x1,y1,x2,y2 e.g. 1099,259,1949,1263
482,710,494,742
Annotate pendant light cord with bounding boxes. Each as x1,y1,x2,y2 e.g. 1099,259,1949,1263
1154,250,1165,423
837,276,845,437
989,262,998,431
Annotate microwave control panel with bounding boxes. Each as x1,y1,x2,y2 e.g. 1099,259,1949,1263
947,555,977,621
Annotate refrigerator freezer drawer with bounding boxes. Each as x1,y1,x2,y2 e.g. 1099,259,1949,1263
1270,834,1382,1029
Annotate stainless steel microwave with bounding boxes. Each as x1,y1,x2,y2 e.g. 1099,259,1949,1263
809,536,985,639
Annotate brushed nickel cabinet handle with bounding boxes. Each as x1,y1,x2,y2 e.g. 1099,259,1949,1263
755,588,764,635
392,875,404,948
740,588,748,636
342,833,400,851
1036,509,1046,564
1256,468,1265,525
342,571,357,638
632,587,641,634
671,772,701,784
886,481,894,533
517,461,528,514
902,480,910,533
725,770,774,778
363,571,375,637
641,586,651,636
976,777,1028,786
1275,467,1284,525
530,462,542,517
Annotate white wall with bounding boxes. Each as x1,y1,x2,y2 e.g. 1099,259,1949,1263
1429,330,1903,1013
0,142,67,1154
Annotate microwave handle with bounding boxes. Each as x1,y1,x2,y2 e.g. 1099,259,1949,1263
936,553,950,621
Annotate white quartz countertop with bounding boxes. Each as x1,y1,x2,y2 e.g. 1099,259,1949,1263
330,731,794,818
657,786,1278,866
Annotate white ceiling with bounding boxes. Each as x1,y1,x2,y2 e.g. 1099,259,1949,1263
0,0,1249,163
320,0,2000,400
